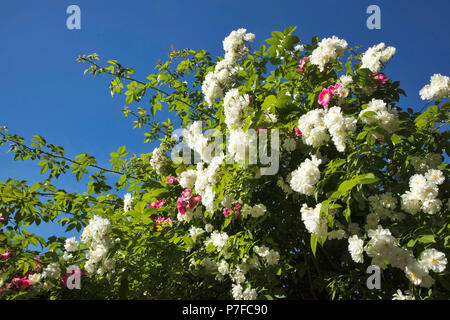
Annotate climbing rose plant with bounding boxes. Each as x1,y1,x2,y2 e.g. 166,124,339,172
0,26,449,300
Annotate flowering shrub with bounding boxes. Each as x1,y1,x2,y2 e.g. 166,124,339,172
0,26,449,300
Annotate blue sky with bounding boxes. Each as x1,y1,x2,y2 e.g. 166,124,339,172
1,0,449,247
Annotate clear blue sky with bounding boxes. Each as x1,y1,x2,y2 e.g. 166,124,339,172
1,0,449,246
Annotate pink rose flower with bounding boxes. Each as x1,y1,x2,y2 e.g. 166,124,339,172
294,127,302,139
298,57,309,72
328,84,343,95
166,176,177,184
154,200,165,208
318,88,331,107
188,195,201,209
0,251,11,260
181,189,191,199
223,208,233,218
7,277,31,290
371,72,388,86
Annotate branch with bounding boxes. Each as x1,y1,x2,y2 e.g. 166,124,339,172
79,57,197,110
0,131,136,180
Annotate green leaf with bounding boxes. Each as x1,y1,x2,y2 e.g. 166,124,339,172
283,26,297,35
310,235,318,256
407,239,417,248
391,134,403,145
415,105,438,128
418,235,435,244
272,31,284,40
261,95,277,111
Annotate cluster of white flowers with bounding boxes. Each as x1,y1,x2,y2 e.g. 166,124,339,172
419,248,448,273
224,88,250,129
221,193,236,209
338,75,353,87
182,121,214,163
365,193,404,230
240,203,267,219
123,193,133,213
42,262,61,279
309,36,348,72
179,169,197,189
60,237,79,262
300,203,328,238
150,146,170,176
297,108,356,152
217,260,229,276
410,153,442,173
363,225,447,287
277,176,293,194
200,252,260,300
360,43,396,72
205,230,229,252
231,284,258,300
230,267,246,284
263,108,278,123
401,169,445,215
282,138,297,152
202,29,255,105
178,155,225,213
80,215,115,275
289,155,322,196
323,107,357,152
359,98,399,134
254,245,280,265
227,128,253,165
64,236,80,252
348,235,364,263
364,226,407,270
195,155,225,212
348,222,361,236
419,73,450,100
392,289,415,300
223,29,255,63
189,226,204,242
28,273,42,286
204,223,214,233
327,229,346,240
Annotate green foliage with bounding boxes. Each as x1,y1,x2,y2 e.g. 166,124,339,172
0,27,448,301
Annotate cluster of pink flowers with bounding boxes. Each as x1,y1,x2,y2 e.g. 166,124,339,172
298,57,309,72
166,176,178,184
5,257,41,291
153,216,172,231
223,203,241,219
148,200,165,208
0,251,11,260
370,72,388,87
155,216,172,224
177,189,202,215
0,214,4,221
7,277,31,290
61,268,86,287
318,83,344,110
